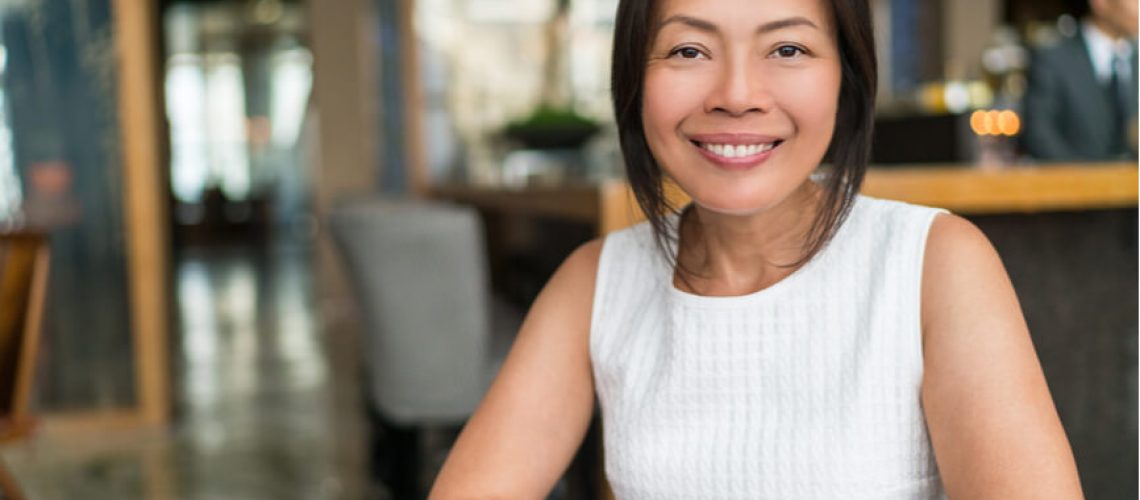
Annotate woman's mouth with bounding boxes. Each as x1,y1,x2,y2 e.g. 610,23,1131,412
694,140,781,158
690,139,784,169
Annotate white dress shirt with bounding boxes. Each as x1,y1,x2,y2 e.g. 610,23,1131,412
1082,20,1136,85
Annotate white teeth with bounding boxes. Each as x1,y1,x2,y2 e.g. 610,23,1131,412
700,142,777,158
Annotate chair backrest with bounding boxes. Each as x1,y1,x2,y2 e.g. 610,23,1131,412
0,232,50,432
329,198,490,424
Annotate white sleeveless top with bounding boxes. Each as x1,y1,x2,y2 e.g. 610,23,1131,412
590,195,947,499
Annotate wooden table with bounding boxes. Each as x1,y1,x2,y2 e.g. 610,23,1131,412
435,162,1138,237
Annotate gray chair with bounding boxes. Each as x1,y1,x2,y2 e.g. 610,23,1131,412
328,197,519,498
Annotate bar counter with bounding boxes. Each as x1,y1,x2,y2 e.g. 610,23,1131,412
433,162,1137,235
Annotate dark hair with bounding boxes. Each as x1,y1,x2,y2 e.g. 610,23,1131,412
610,0,877,271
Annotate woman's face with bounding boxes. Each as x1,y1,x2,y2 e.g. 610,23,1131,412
642,0,842,216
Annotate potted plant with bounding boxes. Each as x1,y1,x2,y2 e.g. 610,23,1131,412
503,105,600,150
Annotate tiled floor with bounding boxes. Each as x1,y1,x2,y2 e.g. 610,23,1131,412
3,242,380,499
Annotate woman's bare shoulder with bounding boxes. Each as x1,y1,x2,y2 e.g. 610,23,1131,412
560,238,605,284
540,238,605,316
921,213,1006,318
920,212,1024,353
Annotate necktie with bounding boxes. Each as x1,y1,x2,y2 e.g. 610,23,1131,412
1107,51,1134,156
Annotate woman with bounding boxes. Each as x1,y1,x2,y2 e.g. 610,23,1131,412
431,0,1084,497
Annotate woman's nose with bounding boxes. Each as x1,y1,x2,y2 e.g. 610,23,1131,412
704,59,772,116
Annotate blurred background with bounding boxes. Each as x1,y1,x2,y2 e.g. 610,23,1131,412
0,0,1134,498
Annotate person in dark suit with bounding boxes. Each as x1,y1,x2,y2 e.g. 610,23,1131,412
1023,0,1138,161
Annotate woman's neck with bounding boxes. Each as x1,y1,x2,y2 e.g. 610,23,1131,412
676,181,824,296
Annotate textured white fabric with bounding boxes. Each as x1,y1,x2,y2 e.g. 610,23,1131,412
590,195,947,499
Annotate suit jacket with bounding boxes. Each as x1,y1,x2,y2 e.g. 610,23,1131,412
1022,28,1139,161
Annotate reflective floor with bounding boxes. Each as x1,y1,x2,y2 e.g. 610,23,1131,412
3,242,378,499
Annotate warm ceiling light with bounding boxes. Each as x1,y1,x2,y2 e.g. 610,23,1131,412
970,110,989,135
998,110,1021,136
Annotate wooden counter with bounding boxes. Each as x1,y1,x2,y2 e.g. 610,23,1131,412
434,162,1137,236
861,163,1138,214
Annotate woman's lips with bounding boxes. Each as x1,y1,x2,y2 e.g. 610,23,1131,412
690,138,783,170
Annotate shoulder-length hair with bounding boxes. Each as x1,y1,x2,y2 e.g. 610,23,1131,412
610,0,877,269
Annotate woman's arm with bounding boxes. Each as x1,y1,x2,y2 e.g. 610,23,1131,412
921,214,1083,499
429,240,603,499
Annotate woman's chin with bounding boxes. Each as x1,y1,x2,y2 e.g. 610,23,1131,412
688,196,781,217
684,180,819,218
683,185,783,216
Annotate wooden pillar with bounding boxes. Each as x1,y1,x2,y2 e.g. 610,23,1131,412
307,0,381,315
111,0,171,426
398,0,428,195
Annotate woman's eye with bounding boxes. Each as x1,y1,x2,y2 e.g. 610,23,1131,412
773,45,805,58
670,47,705,59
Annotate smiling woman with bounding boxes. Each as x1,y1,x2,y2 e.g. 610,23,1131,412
616,0,876,276
642,4,841,217
429,1,1084,498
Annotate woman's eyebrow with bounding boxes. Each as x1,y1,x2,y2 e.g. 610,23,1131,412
755,16,819,34
656,14,718,34
655,14,819,36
